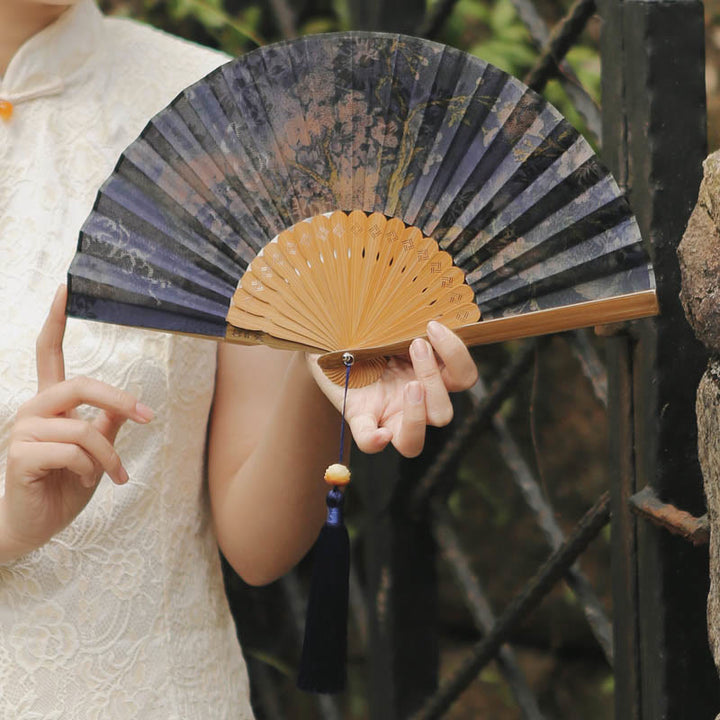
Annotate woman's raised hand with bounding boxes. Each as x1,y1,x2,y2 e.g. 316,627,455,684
308,320,478,459
0,285,154,562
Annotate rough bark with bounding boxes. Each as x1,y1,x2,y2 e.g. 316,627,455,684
680,151,720,692
679,151,720,354
698,365,720,672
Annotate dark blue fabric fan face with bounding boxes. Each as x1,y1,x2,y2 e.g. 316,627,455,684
67,32,656,349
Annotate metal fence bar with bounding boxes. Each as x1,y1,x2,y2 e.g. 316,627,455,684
413,492,611,720
411,341,539,512
348,560,369,649
524,0,596,92
606,334,641,719
507,0,551,45
471,375,614,664
432,503,547,720
417,0,601,142
629,486,710,546
566,330,608,407
246,659,286,720
416,0,460,38
267,0,297,39
509,0,601,142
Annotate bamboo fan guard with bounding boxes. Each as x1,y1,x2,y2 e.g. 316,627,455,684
66,31,660,387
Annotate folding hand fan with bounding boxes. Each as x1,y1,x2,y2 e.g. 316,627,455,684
64,31,659,695
66,32,658,389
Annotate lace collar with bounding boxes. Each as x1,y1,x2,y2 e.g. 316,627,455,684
0,0,103,105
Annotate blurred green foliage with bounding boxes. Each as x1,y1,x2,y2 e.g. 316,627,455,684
100,0,600,144
443,0,537,74
101,0,601,131
101,0,600,137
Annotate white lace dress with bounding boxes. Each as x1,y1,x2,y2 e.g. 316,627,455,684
0,3,253,717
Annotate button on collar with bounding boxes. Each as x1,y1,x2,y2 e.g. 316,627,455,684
0,100,12,121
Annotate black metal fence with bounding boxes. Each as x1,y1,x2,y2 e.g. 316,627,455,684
224,1,719,717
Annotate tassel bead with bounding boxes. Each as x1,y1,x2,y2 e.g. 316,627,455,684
324,463,350,486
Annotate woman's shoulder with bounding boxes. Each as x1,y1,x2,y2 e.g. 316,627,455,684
89,13,233,127
100,13,231,90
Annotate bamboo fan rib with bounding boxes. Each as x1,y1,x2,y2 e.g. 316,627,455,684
227,211,480,386
67,32,658,386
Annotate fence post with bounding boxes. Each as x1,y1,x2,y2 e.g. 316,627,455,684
601,1,719,717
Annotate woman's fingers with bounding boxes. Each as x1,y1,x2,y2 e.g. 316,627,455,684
18,375,153,425
392,381,427,458
13,417,129,485
311,323,475,460
347,414,393,454
32,284,153,429
94,411,129,446
36,284,68,392
9,441,97,487
426,321,478,392
409,337,454,427
346,384,428,458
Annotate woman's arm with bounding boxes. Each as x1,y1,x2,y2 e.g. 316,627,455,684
207,347,337,586
208,322,478,586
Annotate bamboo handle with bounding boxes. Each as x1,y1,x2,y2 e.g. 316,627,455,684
317,290,659,377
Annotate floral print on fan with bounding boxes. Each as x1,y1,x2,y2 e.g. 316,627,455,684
67,32,654,341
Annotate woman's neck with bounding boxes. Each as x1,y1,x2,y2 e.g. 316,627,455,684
0,2,70,76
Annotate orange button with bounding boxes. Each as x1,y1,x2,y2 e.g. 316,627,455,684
0,100,14,121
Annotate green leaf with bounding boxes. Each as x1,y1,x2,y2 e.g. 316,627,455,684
333,0,352,31
300,17,340,36
164,0,264,46
245,648,294,677
440,0,491,49
471,38,536,75
565,46,601,101
490,0,518,33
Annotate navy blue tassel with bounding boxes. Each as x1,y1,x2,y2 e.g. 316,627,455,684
298,356,354,693
297,485,350,693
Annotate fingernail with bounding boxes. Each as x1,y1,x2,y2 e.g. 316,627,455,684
427,320,447,340
407,381,423,404
119,467,129,484
410,338,430,360
134,402,154,423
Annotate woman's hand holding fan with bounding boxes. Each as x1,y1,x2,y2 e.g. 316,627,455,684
308,320,477,458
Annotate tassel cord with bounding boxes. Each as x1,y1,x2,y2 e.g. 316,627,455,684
338,355,353,463
330,356,352,524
